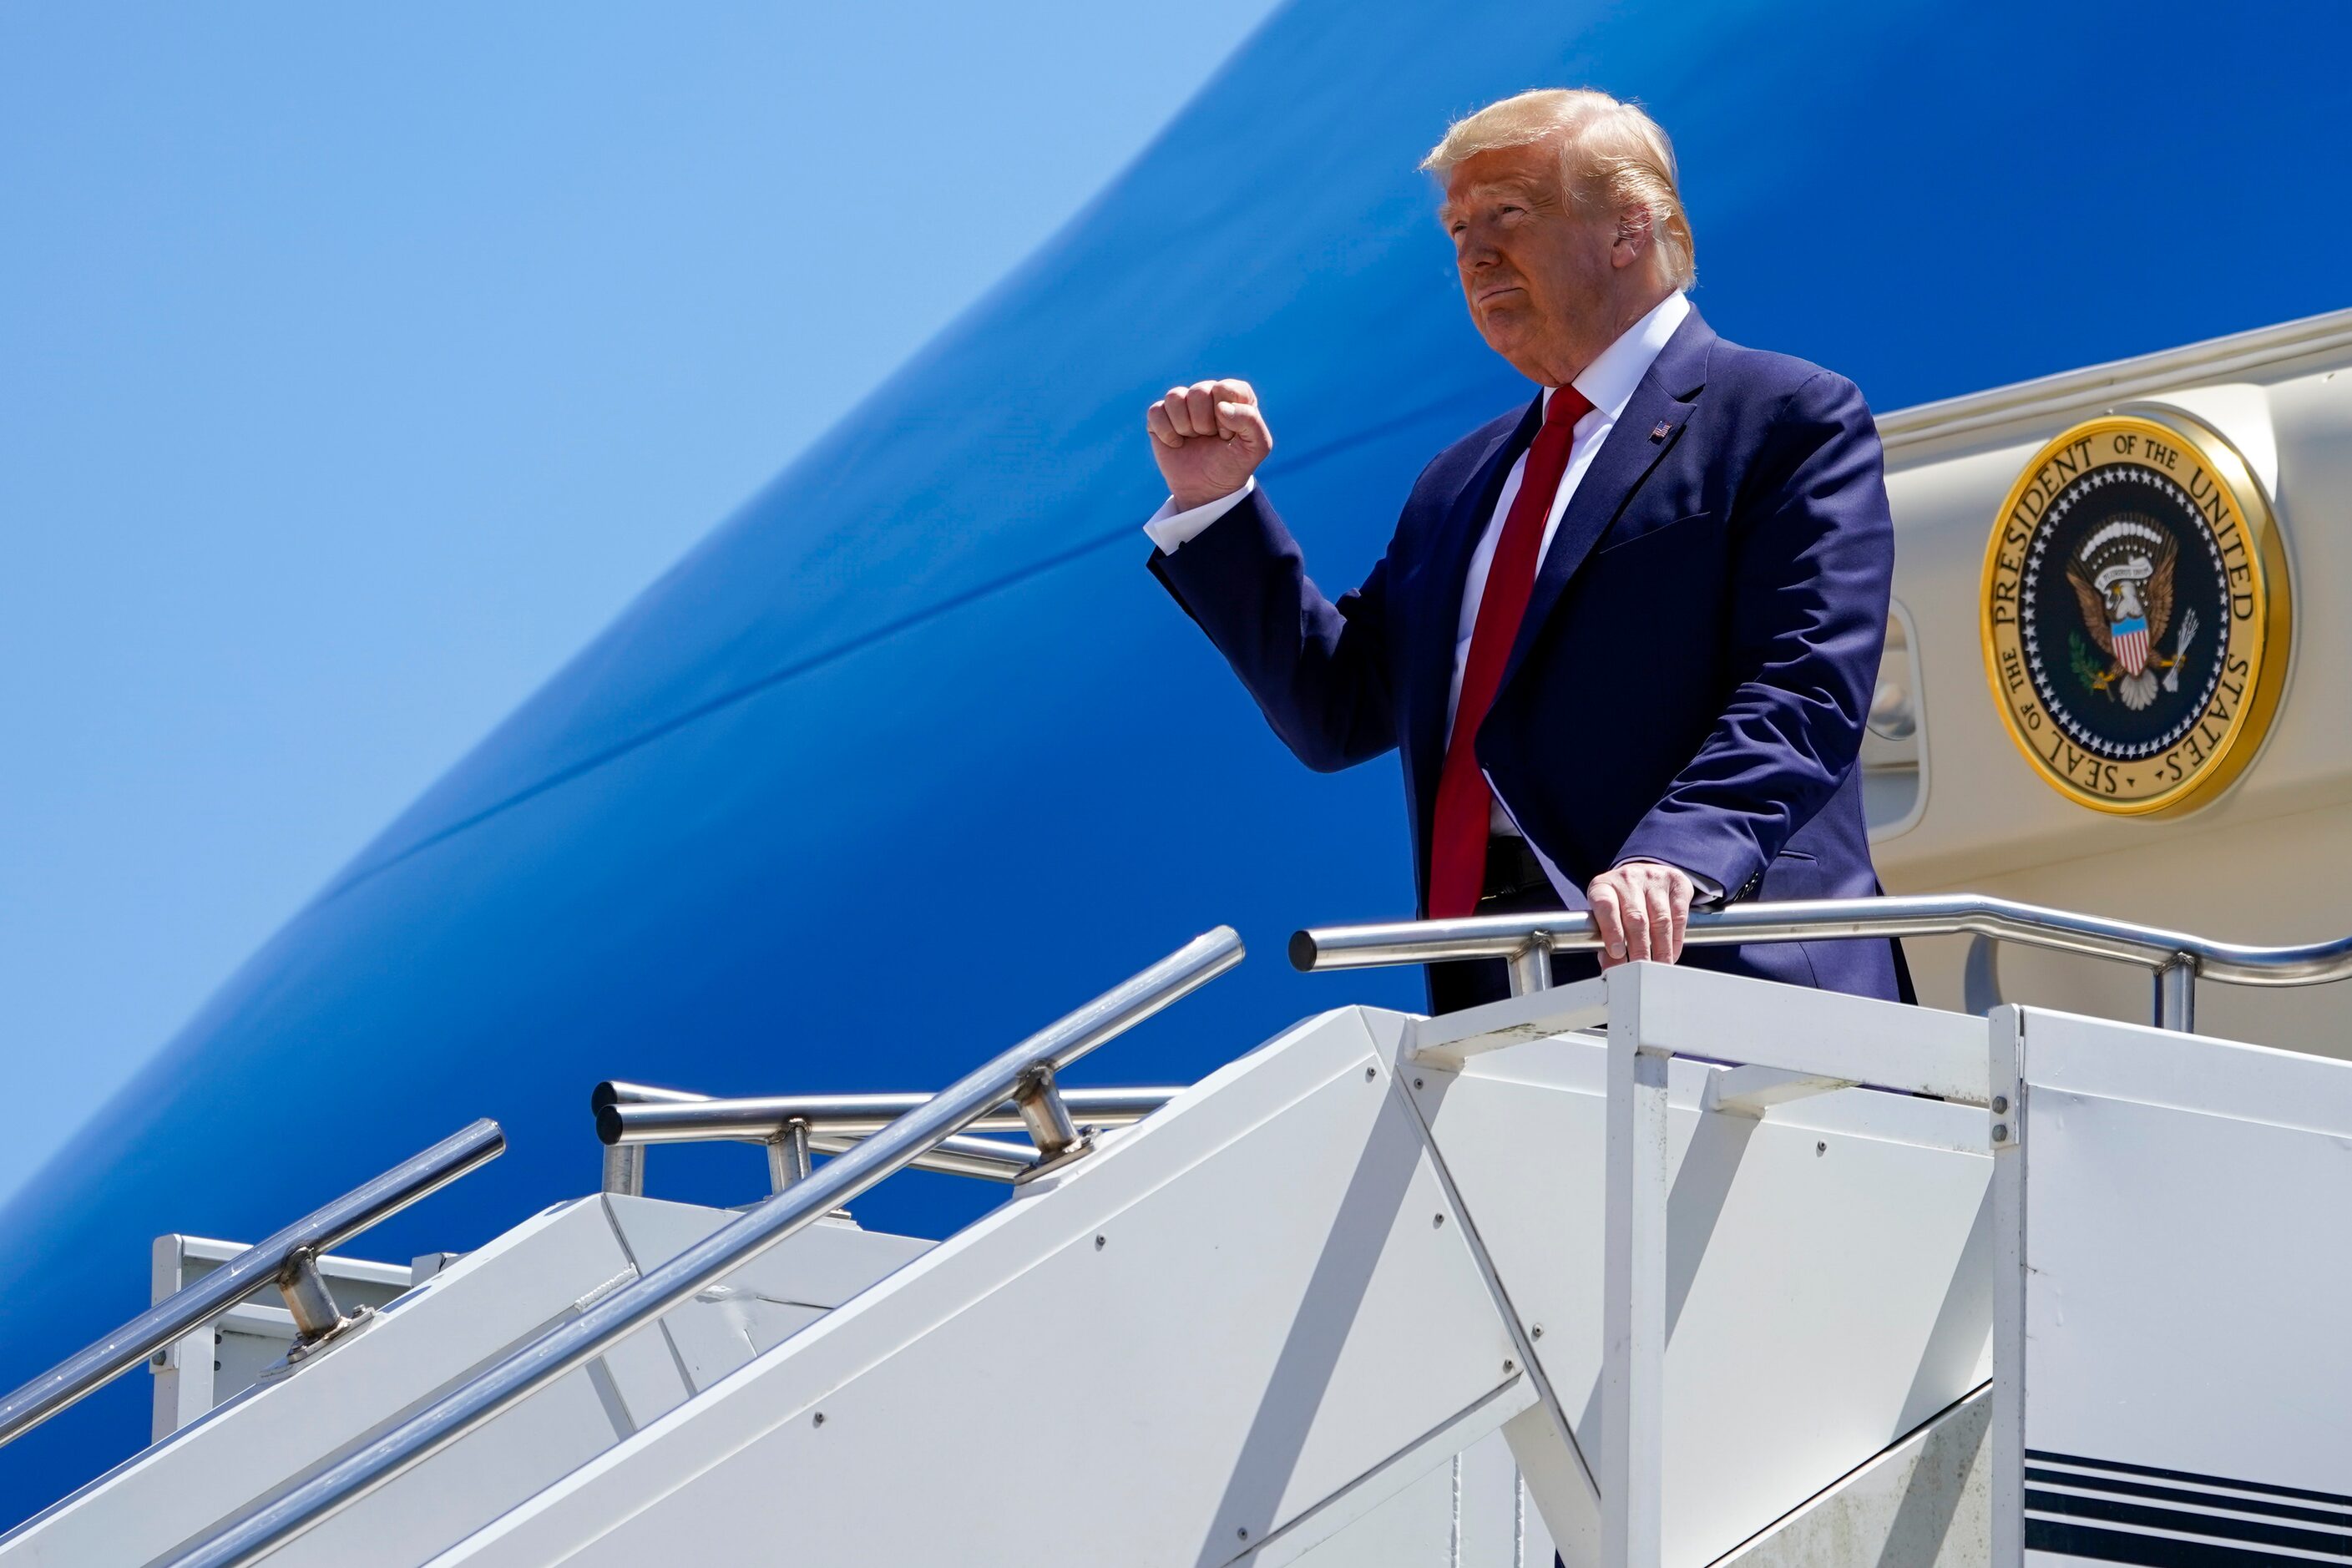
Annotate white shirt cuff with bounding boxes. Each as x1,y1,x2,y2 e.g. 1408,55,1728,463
1143,476,1256,555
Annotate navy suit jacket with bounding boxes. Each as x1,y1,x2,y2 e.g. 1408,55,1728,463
1149,306,1904,1003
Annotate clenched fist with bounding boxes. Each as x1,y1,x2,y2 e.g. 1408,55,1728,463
1147,379,1273,511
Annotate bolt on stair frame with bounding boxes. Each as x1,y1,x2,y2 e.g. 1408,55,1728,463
0,1120,505,1449
594,1082,1189,1192
163,926,1243,1568
1292,891,2352,1030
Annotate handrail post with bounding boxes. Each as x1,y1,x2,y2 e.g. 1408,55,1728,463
601,1145,645,1197
1012,1064,1082,1161
765,1120,814,1192
2156,954,2198,1032
592,1082,707,1198
1508,930,1555,996
275,1250,352,1346
1010,1065,1095,1183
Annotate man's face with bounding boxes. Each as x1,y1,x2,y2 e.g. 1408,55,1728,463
1441,139,1617,384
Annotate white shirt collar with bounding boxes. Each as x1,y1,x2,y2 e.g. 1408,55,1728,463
1541,290,1690,423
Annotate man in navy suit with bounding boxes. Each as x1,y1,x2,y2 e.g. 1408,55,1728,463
1143,88,1908,1011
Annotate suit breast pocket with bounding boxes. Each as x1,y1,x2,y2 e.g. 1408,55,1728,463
1594,508,1715,558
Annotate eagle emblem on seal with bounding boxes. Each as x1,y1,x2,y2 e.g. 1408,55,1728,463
2064,514,2201,712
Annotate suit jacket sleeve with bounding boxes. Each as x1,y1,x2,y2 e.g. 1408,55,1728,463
1613,371,1893,897
1146,485,1399,773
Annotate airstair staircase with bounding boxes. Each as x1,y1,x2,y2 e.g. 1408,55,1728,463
3,898,2348,1568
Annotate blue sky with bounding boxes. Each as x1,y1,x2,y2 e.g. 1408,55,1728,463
0,3,1279,1201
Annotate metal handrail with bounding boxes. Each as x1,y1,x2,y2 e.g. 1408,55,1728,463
850,1130,1048,1181
597,1085,1187,1188
589,1084,1181,1190
164,926,1243,1568
599,1085,1186,1144
1292,893,2352,1031
0,1120,504,1449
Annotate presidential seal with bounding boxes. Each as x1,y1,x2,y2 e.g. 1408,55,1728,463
1980,412,2289,815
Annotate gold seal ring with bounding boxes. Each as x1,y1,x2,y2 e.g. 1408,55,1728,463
1978,410,2290,816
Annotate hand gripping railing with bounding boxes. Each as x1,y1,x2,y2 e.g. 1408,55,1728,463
164,927,1242,1568
1291,893,2352,1031
595,1083,1189,1190
0,1119,504,1449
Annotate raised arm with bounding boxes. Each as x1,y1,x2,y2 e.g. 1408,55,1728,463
1143,380,1399,773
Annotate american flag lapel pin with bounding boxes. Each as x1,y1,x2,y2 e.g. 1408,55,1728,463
1650,421,1672,442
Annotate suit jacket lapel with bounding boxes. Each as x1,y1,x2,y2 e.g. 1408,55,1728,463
1496,311,1716,696
1404,393,1544,794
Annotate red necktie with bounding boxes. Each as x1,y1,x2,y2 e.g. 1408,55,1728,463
1426,387,1593,918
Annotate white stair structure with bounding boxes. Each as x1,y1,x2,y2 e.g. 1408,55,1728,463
3,1200,929,1567
437,970,1999,1568
2,902,2348,1568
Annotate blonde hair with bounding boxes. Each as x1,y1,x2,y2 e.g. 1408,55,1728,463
1422,89,1696,289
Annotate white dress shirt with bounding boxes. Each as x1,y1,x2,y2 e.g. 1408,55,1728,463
1146,290,1717,903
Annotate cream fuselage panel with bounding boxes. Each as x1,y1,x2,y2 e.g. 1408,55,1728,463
1871,310,2352,1052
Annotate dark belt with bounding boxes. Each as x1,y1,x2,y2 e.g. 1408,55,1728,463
1477,834,1551,905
